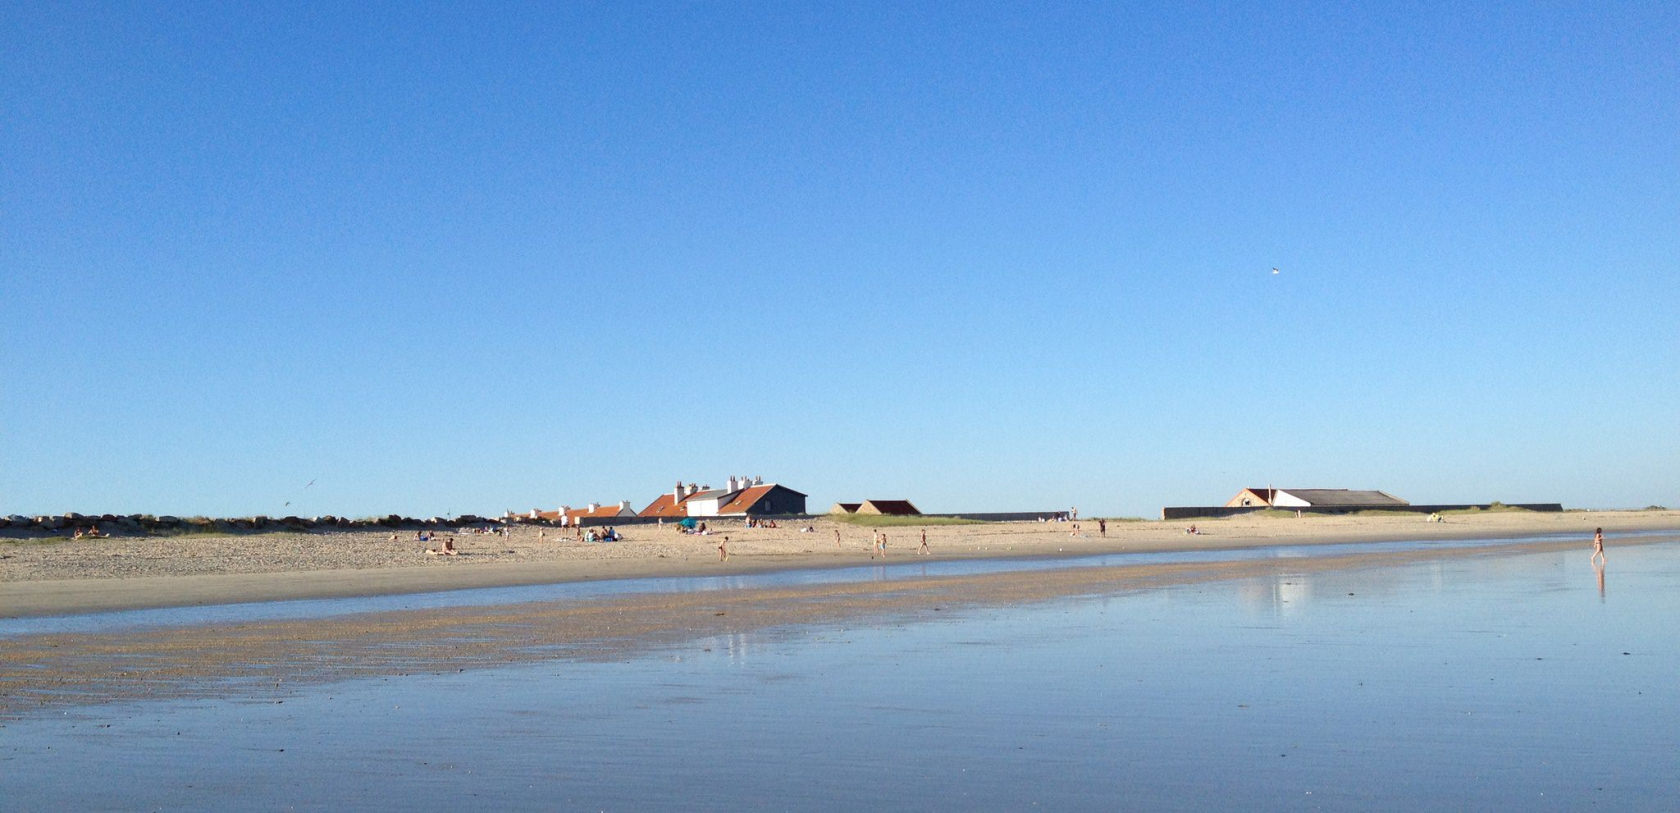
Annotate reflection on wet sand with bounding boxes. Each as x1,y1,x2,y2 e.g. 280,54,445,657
5,541,1677,811
1237,572,1314,616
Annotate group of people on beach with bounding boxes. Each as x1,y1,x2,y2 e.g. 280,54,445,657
859,529,931,559
71,526,107,539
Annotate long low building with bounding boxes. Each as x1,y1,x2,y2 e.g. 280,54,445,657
1164,487,1561,519
1226,488,1407,509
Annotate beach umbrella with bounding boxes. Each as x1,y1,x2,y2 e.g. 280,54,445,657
678,517,697,529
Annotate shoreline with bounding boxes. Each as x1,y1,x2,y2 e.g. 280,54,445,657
4,510,1677,618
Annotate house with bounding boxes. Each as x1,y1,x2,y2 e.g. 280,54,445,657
829,503,863,515
518,500,637,525
641,476,808,518
563,501,638,523
716,482,806,516
1225,488,1408,509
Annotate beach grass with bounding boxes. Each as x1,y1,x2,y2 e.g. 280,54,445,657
1439,502,1534,515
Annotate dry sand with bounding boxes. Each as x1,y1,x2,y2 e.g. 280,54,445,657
3,509,1675,617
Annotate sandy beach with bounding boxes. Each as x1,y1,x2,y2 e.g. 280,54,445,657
5,509,1679,722
4,509,1675,617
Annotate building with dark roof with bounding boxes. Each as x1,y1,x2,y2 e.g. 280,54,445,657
858,499,920,515
830,499,920,515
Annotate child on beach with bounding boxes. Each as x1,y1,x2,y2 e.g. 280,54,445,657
919,529,929,555
718,536,729,561
1591,527,1606,566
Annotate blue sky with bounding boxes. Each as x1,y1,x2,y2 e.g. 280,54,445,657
4,1,1676,519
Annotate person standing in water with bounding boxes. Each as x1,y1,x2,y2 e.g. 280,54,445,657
1591,527,1606,566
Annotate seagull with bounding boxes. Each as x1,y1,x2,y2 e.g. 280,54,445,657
1272,267,1279,275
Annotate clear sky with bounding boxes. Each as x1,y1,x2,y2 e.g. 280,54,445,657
4,2,1676,519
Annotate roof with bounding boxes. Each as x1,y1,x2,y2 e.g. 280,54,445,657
718,483,808,514
563,503,634,521
638,493,691,518
717,485,773,514
1274,488,1408,507
830,502,862,514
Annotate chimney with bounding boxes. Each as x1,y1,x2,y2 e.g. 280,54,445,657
675,482,684,502
688,483,699,496
619,500,628,510
754,475,764,486
587,502,598,512
727,475,738,492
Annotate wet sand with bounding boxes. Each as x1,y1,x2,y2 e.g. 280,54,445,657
9,537,1676,810
4,510,1674,618
5,528,1676,717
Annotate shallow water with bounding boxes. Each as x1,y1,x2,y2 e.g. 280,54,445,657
8,529,1672,638
4,543,1677,810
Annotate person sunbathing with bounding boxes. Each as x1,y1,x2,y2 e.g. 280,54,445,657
426,537,458,556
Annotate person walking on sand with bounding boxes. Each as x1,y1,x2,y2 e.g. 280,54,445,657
1098,518,1107,537
870,530,879,559
878,531,887,558
718,535,729,561
1591,527,1606,566
834,527,843,549
919,528,929,555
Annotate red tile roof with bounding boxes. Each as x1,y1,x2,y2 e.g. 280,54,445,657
638,493,692,518
717,485,774,515
563,503,635,522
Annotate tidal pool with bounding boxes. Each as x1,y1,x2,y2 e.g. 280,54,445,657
3,542,1676,810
